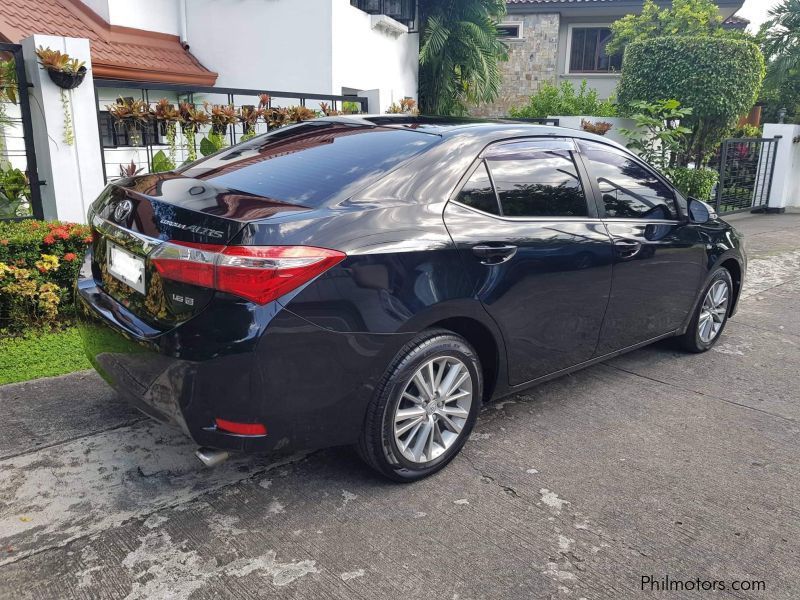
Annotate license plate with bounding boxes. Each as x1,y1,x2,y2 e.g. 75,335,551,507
107,242,145,294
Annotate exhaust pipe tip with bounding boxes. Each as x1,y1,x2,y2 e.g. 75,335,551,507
195,447,230,468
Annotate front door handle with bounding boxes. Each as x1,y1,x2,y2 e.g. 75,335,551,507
472,244,518,265
613,239,642,259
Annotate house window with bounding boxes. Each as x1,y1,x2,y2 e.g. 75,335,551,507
350,0,415,26
497,23,523,40
568,26,622,73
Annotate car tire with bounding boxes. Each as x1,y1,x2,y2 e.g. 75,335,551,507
676,267,734,353
357,329,482,482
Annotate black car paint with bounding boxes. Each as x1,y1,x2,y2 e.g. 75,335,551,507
77,116,746,455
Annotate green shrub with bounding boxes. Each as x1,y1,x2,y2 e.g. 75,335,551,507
618,36,765,166
509,80,617,119
0,219,91,331
666,167,719,201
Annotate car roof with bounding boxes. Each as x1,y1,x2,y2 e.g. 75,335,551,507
317,114,627,149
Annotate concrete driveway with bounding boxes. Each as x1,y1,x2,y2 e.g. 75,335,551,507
1,213,798,599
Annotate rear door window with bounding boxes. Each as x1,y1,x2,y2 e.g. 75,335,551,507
487,149,588,218
455,162,500,215
181,122,440,207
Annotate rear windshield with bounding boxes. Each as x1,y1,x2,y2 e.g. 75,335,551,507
180,121,439,207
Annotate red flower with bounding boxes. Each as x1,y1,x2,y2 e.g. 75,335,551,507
0,239,8,246
56,229,70,240
83,236,93,244
43,235,55,245
38,267,47,274
63,252,77,262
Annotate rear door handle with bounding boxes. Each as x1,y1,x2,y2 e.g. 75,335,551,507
472,244,518,265
613,239,642,259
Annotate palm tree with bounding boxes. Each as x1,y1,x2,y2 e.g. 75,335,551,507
418,0,508,116
761,0,800,87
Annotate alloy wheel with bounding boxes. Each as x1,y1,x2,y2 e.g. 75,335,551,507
392,356,473,464
698,280,730,343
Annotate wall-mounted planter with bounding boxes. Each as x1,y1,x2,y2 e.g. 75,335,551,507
47,66,87,90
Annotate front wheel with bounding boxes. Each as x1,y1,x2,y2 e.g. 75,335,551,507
357,330,482,482
677,267,733,353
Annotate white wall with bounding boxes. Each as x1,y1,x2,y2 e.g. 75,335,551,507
186,0,334,94
105,0,181,36
763,124,800,212
331,0,418,112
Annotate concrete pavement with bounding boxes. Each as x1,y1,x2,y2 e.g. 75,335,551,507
1,213,798,599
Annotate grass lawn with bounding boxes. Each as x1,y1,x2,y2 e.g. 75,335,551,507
0,327,90,385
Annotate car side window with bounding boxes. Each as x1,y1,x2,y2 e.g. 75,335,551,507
456,161,500,215
486,150,588,218
577,140,678,220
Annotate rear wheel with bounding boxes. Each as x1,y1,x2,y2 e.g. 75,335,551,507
677,267,733,352
357,330,482,482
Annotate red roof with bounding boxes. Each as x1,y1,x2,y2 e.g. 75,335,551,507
0,0,217,86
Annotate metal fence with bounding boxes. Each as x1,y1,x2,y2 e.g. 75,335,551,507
714,137,782,214
0,43,44,220
93,79,369,185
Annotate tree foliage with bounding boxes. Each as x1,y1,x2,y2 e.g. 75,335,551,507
607,0,741,57
619,99,692,171
508,80,617,119
759,0,800,123
618,36,765,165
418,0,508,115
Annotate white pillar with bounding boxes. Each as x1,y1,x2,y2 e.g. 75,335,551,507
21,35,104,223
357,89,381,114
763,123,800,213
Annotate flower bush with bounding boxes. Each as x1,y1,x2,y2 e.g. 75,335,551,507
0,219,91,330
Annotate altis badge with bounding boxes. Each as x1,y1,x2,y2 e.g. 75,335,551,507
159,219,224,239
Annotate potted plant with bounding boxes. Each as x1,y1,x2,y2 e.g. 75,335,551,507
0,165,31,218
207,103,237,137
179,102,210,162
153,98,182,166
35,46,86,90
107,97,151,147
238,105,263,140
287,106,317,123
264,107,289,131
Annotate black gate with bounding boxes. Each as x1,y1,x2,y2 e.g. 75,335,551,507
714,137,781,214
0,43,44,220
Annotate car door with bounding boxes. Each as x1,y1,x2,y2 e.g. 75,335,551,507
443,138,615,386
575,139,707,354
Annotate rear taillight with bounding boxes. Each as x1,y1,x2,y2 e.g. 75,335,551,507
150,242,345,304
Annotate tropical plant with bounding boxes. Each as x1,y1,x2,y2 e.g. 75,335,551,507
179,102,209,162
119,160,143,178
0,58,17,104
581,120,613,136
34,47,85,74
418,0,508,115
0,166,30,218
759,0,800,123
342,101,361,114
200,131,227,157
207,103,237,135
153,99,181,164
386,98,419,115
607,0,744,57
107,97,151,147
319,102,340,117
265,107,289,130
151,150,175,173
666,166,719,201
509,80,617,119
287,106,317,122
618,36,765,166
620,99,692,171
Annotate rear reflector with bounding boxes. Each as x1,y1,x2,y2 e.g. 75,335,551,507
150,242,345,304
215,418,267,436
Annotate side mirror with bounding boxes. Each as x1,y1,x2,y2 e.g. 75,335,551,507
688,198,717,224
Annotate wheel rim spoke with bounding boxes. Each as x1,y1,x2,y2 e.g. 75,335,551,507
393,355,473,464
698,280,730,343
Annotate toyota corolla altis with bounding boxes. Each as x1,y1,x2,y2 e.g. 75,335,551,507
77,116,746,481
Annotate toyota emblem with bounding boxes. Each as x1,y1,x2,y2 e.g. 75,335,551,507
113,199,133,223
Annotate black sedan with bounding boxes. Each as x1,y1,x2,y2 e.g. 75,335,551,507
77,116,746,481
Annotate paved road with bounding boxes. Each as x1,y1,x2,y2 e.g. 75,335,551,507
1,213,798,599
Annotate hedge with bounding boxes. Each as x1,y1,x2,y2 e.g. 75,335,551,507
0,220,91,331
618,36,765,164
666,167,719,202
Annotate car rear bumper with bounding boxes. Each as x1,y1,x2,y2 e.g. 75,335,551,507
76,252,412,454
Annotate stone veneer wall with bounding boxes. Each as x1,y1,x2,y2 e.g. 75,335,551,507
471,13,560,118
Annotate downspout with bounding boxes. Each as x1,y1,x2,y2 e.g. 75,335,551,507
179,0,189,48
